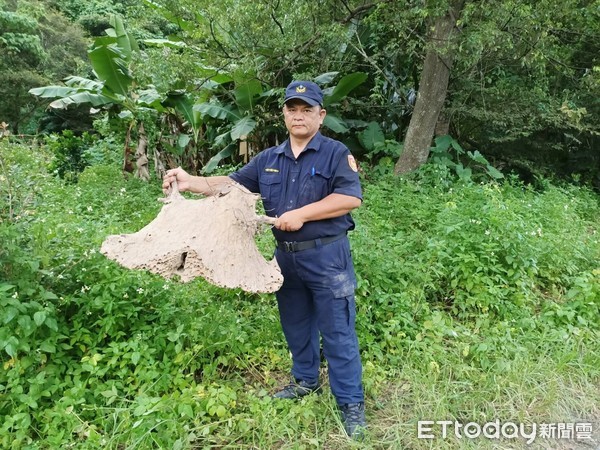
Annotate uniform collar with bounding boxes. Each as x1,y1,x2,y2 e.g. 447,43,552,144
275,132,324,155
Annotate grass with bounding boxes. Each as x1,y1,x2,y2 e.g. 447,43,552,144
366,344,599,449
1,142,599,449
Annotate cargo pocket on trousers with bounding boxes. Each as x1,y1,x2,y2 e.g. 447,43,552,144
332,295,357,330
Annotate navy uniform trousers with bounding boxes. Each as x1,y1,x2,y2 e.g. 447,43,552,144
275,236,364,405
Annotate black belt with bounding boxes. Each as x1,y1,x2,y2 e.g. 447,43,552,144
277,233,346,253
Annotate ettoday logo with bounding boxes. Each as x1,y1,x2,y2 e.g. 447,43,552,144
417,420,594,444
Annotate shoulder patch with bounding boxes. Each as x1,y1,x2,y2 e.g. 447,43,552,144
348,154,358,172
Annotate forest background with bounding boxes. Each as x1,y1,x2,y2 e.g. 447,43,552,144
1,0,599,448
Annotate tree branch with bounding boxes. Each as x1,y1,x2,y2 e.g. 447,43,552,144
270,0,285,35
209,21,233,59
340,0,394,24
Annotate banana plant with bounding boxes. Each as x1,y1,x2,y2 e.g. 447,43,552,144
318,71,368,134
192,74,273,173
29,15,158,180
193,71,368,173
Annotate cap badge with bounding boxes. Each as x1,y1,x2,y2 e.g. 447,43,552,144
295,85,306,93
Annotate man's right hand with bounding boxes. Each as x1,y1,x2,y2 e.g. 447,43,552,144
162,167,191,193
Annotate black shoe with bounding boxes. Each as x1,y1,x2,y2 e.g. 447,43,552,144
272,379,320,399
340,402,366,440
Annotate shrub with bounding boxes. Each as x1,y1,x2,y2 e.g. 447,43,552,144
44,130,97,182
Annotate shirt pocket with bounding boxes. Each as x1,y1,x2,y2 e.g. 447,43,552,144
259,174,282,214
298,169,332,206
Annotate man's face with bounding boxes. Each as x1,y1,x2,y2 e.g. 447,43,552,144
283,99,326,140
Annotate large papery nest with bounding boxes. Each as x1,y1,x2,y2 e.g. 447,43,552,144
101,182,283,293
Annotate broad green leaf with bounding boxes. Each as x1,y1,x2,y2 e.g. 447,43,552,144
323,72,367,107
18,315,34,336
486,165,504,179
42,291,58,300
194,102,237,121
213,131,231,148
39,341,56,353
230,116,257,141
107,15,138,56
118,110,133,119
88,43,132,97
323,114,349,133
166,93,203,139
3,306,18,324
64,76,104,90
450,139,464,155
33,311,46,326
456,164,472,180
0,283,14,292
29,86,78,98
433,135,453,151
468,150,489,165
177,134,191,149
358,122,385,151
137,87,164,109
209,74,234,85
215,405,226,418
178,404,194,419
4,336,18,357
101,388,117,398
202,143,237,174
314,72,339,84
48,92,114,109
432,156,454,167
234,79,263,112
44,317,58,332
131,352,141,364
193,66,234,86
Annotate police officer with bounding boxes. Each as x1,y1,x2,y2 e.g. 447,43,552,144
162,80,366,439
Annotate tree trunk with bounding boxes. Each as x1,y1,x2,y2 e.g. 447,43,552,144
394,1,464,175
134,123,150,181
123,121,135,176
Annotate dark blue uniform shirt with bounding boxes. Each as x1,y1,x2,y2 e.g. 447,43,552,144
229,132,362,242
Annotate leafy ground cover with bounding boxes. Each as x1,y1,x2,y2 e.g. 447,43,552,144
1,141,599,449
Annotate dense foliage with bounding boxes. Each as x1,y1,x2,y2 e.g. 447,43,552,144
2,0,598,184
1,0,599,446
1,140,598,448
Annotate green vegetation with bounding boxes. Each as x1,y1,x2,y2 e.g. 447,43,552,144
1,140,598,448
2,0,598,185
1,0,599,447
